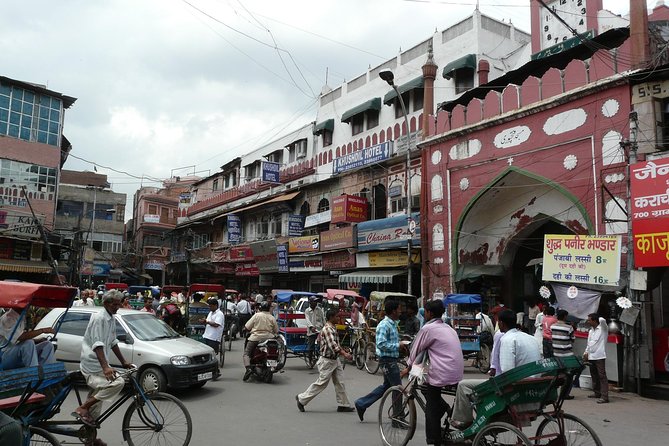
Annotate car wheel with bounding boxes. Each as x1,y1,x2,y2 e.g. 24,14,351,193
139,366,167,393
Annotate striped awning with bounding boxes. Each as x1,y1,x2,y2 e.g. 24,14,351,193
338,269,405,284
0,259,52,274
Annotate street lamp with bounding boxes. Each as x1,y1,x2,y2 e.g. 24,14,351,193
379,69,414,296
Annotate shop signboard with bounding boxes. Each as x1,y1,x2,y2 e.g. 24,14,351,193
229,245,254,262
630,159,669,267
288,235,320,253
143,214,160,224
288,214,306,236
542,234,621,286
250,240,279,273
356,250,421,268
261,161,281,184
81,262,111,276
235,262,259,276
333,141,392,174
288,255,323,272
0,210,44,240
214,263,235,274
144,261,164,271
211,248,229,263
320,226,355,251
356,213,420,252
304,209,331,228
322,251,356,270
277,244,289,273
227,214,241,244
331,194,368,224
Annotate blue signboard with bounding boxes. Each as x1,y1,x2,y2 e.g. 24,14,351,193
288,214,306,237
333,141,392,174
227,214,241,244
277,244,289,273
357,212,420,251
261,161,281,183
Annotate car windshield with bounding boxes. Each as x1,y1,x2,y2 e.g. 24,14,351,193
122,314,180,341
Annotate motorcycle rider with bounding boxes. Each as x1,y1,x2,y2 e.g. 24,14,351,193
242,301,279,381
304,296,325,364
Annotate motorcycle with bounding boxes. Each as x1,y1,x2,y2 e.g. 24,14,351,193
245,335,286,383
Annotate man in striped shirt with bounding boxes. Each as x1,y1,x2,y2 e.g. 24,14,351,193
550,309,576,399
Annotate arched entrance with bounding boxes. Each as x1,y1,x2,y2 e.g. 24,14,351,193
454,167,592,309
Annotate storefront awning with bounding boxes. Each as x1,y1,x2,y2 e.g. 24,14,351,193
383,76,424,105
442,54,476,80
454,264,505,282
338,269,405,284
341,98,382,123
0,259,52,274
313,119,334,135
214,191,301,221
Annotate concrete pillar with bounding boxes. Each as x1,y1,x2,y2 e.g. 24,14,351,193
421,40,438,138
630,0,650,68
478,59,490,86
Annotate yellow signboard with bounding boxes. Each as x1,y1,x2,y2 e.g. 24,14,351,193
367,250,421,267
542,234,621,286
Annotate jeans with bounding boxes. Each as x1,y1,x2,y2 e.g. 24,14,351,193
0,340,55,370
355,358,401,410
422,384,451,445
542,338,554,358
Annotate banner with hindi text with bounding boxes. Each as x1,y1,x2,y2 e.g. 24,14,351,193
542,234,621,286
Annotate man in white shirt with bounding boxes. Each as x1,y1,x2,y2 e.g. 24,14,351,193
202,298,225,357
450,309,541,430
584,313,608,403
74,290,132,427
304,297,325,363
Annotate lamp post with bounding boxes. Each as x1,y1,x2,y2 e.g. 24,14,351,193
379,69,414,296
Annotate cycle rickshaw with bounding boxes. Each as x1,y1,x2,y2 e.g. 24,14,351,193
0,281,193,445
443,294,491,373
185,283,225,367
276,291,321,369
378,355,601,446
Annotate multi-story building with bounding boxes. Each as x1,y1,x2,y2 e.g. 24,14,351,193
170,10,531,293
133,176,199,285
0,75,76,282
54,170,126,287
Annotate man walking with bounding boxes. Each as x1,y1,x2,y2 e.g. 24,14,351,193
296,309,355,413
541,306,558,358
551,309,576,399
74,290,132,428
584,313,609,403
354,300,406,422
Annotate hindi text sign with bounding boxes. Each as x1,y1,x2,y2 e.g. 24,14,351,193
542,234,621,286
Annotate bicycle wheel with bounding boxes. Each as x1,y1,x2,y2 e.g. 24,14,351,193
227,327,233,351
219,334,226,367
473,421,531,446
534,413,603,446
365,342,380,374
122,392,193,446
378,385,416,446
354,340,366,370
477,344,491,373
28,426,60,446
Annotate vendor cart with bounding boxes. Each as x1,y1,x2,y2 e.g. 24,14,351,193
443,293,490,373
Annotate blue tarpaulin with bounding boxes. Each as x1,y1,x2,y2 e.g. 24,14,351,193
275,291,318,303
443,294,482,304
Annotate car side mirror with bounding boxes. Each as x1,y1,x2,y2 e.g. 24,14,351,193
117,334,134,344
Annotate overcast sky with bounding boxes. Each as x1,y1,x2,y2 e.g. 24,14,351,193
0,0,638,221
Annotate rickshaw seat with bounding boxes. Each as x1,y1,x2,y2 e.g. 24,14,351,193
280,327,308,334
0,392,46,410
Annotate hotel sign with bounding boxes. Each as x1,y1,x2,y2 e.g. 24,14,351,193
333,141,392,174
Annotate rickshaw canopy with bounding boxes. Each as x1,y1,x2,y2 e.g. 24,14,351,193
0,282,77,309
104,282,128,291
443,293,482,305
275,291,318,304
369,291,416,302
128,285,157,296
188,283,225,294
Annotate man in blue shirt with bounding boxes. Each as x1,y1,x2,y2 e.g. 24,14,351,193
354,300,406,421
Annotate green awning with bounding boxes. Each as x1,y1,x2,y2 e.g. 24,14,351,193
383,76,424,105
442,54,477,80
313,119,334,135
454,264,505,282
341,97,382,123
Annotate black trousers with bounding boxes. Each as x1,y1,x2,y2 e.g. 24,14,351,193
422,384,450,446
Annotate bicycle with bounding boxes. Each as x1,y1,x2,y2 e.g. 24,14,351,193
339,324,367,370
13,366,193,446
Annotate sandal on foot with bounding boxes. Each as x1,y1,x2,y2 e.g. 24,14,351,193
72,410,96,427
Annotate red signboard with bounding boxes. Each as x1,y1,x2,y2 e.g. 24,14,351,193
229,245,254,262
235,262,259,276
320,226,355,251
321,251,356,270
631,160,669,267
331,194,368,224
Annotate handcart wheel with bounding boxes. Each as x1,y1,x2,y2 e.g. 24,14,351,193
534,413,603,446
378,384,416,446
28,426,60,446
472,421,532,446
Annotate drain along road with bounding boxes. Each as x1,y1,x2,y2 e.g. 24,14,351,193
58,340,669,445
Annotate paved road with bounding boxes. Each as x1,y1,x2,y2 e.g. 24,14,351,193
54,340,669,445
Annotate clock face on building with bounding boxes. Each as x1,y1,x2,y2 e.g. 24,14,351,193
540,0,588,50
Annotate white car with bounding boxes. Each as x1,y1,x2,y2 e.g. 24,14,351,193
36,307,219,392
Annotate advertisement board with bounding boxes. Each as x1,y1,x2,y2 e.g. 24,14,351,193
333,141,392,174
630,159,669,267
229,245,254,262
249,240,279,273
288,235,320,253
320,226,355,251
321,251,356,270
143,214,160,223
235,262,259,276
331,194,368,224
227,214,241,244
357,213,420,251
288,255,323,272
542,234,621,286
0,210,45,240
